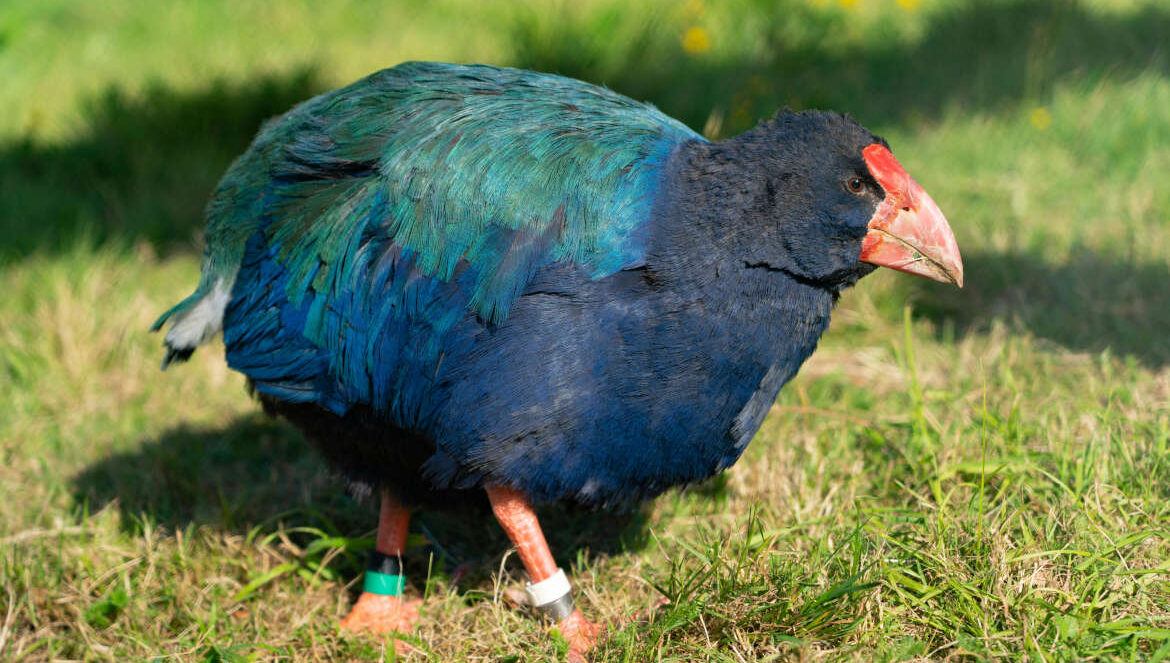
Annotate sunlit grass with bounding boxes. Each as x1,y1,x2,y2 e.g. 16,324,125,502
2,0,1169,660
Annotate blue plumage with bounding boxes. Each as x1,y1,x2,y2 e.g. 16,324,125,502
157,61,894,507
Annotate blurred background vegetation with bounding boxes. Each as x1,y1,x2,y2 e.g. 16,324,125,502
1,0,1168,660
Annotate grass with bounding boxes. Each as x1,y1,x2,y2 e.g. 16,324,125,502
2,0,1169,660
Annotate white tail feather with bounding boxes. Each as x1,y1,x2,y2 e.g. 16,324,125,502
163,279,231,351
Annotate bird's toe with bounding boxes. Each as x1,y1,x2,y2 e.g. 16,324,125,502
558,596,671,661
339,592,422,651
556,608,605,662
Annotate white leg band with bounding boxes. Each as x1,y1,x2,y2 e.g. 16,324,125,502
525,568,575,621
525,568,572,607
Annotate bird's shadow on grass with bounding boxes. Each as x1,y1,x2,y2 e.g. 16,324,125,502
907,248,1170,367
71,414,660,590
0,68,328,262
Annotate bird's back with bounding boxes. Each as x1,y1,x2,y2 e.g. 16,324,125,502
155,61,698,398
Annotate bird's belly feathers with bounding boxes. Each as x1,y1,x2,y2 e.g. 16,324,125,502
422,267,832,506
224,239,831,507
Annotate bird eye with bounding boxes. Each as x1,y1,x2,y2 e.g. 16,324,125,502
847,177,865,194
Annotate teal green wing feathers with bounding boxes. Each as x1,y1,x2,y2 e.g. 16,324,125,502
154,62,700,370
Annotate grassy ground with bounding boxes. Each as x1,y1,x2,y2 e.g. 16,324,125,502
2,0,1168,660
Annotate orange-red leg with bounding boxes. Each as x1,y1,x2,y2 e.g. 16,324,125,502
340,489,421,650
486,485,603,662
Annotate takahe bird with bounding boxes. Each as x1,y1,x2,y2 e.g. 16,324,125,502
153,61,962,658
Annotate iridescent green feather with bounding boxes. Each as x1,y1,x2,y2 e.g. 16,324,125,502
154,61,700,342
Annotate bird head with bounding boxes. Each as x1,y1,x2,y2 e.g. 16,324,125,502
727,111,963,290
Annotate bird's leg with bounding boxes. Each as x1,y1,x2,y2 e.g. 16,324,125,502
486,485,603,662
339,489,421,647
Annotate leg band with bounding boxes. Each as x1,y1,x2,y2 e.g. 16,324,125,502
525,568,576,621
364,550,405,596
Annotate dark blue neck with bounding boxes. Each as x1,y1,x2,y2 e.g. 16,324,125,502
628,138,838,462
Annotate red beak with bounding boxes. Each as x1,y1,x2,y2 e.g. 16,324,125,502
859,144,964,287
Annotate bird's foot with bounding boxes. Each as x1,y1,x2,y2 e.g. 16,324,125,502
555,608,605,663
339,593,422,652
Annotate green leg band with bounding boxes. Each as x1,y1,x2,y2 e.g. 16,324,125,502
363,571,405,596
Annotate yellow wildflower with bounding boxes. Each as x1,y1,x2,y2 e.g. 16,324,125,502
897,0,920,11
682,26,711,54
1031,107,1052,131
838,0,858,9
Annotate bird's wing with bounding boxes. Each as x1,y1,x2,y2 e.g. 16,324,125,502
154,62,699,413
